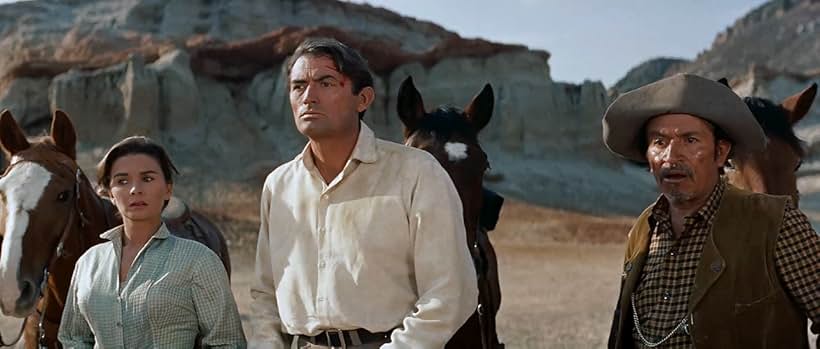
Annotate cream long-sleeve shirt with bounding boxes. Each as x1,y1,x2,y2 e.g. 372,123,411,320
251,122,478,349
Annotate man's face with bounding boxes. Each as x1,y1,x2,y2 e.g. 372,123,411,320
288,55,372,141
645,113,731,205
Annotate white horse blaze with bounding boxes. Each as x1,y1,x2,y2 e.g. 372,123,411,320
444,142,469,162
0,162,52,315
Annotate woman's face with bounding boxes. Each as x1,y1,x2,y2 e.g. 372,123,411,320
108,153,172,223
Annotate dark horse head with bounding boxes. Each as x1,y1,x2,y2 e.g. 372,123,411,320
397,76,503,349
397,77,493,240
725,82,817,207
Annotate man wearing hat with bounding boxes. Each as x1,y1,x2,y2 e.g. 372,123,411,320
603,73,819,348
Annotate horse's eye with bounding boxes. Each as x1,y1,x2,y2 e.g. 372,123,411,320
794,159,803,172
57,191,70,202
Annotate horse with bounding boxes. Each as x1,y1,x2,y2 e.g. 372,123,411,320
0,109,230,349
725,82,818,207
396,76,504,349
723,81,819,348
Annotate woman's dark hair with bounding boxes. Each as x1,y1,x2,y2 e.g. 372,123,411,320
96,136,179,197
286,37,374,119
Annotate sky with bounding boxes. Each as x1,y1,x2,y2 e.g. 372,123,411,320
0,0,770,87
345,0,770,86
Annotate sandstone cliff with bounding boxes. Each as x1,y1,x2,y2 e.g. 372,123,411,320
0,0,660,214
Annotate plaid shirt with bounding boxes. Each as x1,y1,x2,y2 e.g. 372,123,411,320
631,179,820,348
59,224,246,348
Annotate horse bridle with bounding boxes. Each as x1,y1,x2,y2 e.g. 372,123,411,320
0,160,89,348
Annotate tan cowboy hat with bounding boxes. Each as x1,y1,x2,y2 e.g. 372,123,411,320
602,73,765,163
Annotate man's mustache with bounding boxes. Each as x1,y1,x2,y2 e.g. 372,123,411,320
659,164,694,178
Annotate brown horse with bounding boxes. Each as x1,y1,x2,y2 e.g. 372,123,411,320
724,81,819,349
0,110,230,349
726,82,818,207
397,76,504,349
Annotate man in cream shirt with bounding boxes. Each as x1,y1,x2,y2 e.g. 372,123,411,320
251,38,478,348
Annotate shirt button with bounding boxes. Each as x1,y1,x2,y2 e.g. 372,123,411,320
319,261,326,268
116,322,122,327
663,291,672,301
321,194,329,200
319,227,326,233
317,297,325,302
711,261,722,273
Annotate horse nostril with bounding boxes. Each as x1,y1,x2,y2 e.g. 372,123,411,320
19,279,37,303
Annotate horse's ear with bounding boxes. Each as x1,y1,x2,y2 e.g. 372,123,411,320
465,83,494,132
397,76,425,134
0,109,30,156
781,83,817,125
50,109,77,159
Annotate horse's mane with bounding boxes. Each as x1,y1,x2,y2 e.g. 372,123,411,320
29,135,56,147
743,96,806,157
415,106,479,142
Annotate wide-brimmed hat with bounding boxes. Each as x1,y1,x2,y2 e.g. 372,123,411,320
602,73,765,163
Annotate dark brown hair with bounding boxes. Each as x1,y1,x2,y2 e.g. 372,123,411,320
286,37,374,119
96,136,179,196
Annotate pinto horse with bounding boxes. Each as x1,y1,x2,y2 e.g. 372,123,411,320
0,110,230,349
397,77,504,349
725,82,818,207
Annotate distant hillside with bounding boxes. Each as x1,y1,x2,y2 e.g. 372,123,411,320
682,0,820,79
609,57,690,96
615,0,819,87
611,0,820,132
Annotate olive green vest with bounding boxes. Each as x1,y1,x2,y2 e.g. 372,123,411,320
609,185,808,349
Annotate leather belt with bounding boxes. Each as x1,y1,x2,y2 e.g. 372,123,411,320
284,328,392,347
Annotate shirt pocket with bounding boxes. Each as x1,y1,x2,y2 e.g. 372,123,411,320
734,291,778,315
75,278,101,327
147,270,196,331
327,196,409,258
75,270,117,331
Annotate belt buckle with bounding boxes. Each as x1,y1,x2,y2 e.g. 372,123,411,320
325,329,347,348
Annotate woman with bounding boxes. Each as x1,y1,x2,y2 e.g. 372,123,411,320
58,136,246,348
